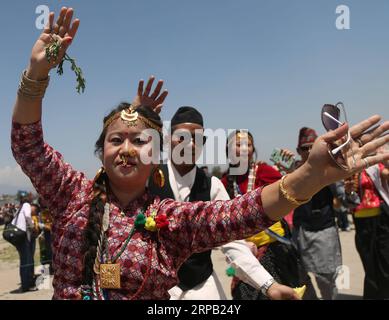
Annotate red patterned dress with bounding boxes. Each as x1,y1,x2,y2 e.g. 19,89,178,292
11,121,274,300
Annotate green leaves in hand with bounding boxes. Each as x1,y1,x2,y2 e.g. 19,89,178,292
45,37,86,94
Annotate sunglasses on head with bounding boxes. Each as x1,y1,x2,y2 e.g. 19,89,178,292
321,102,356,170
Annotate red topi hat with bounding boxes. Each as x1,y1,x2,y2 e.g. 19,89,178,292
298,127,318,148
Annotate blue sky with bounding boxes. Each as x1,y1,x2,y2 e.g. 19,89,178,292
0,0,388,192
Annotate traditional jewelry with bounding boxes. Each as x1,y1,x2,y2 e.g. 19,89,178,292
17,70,50,99
98,203,137,290
260,278,276,296
119,150,137,166
129,149,137,157
152,168,165,188
246,162,258,193
236,132,253,144
352,173,361,194
279,175,311,206
232,162,257,197
104,106,162,132
120,154,128,165
85,201,170,299
100,263,121,289
93,167,105,184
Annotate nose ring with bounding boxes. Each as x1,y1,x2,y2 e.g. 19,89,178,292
128,149,137,157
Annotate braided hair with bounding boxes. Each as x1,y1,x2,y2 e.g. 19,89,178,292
82,169,107,285
81,103,163,286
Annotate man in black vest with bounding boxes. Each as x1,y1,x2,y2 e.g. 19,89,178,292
149,106,229,299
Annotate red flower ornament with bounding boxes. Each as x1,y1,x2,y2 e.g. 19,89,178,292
155,213,169,229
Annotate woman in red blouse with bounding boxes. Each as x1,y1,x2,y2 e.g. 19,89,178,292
11,7,389,299
221,130,313,300
221,130,283,196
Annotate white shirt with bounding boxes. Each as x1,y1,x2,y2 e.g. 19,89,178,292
221,240,273,290
167,159,230,202
11,202,33,241
167,160,273,290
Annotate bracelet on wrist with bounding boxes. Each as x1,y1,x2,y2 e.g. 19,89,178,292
17,70,50,99
260,278,276,296
279,175,311,206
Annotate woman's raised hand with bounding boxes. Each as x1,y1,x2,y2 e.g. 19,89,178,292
306,115,389,187
132,76,169,114
274,149,296,174
27,7,80,80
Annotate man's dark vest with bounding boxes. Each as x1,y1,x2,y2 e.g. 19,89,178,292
148,164,213,291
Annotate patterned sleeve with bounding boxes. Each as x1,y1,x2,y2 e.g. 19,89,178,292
11,121,87,216
157,187,275,269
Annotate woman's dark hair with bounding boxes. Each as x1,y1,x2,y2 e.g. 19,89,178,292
82,102,162,286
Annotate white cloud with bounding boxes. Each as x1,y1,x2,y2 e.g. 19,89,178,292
0,165,34,190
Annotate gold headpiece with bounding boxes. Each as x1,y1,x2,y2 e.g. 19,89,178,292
103,106,162,132
236,132,253,142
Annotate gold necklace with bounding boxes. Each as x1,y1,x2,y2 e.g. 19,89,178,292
98,202,148,290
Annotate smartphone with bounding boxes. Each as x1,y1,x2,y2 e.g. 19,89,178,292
270,148,296,170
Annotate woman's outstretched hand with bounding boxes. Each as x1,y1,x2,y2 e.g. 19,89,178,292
132,76,169,114
306,115,389,187
27,7,80,80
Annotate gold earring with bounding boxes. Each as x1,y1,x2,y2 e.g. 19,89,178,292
93,167,105,184
153,168,165,188
92,167,106,198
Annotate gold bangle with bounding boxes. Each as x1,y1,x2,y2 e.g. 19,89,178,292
279,175,311,206
17,70,50,99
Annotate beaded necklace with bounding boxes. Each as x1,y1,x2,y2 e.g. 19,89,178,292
232,162,258,197
350,172,361,196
